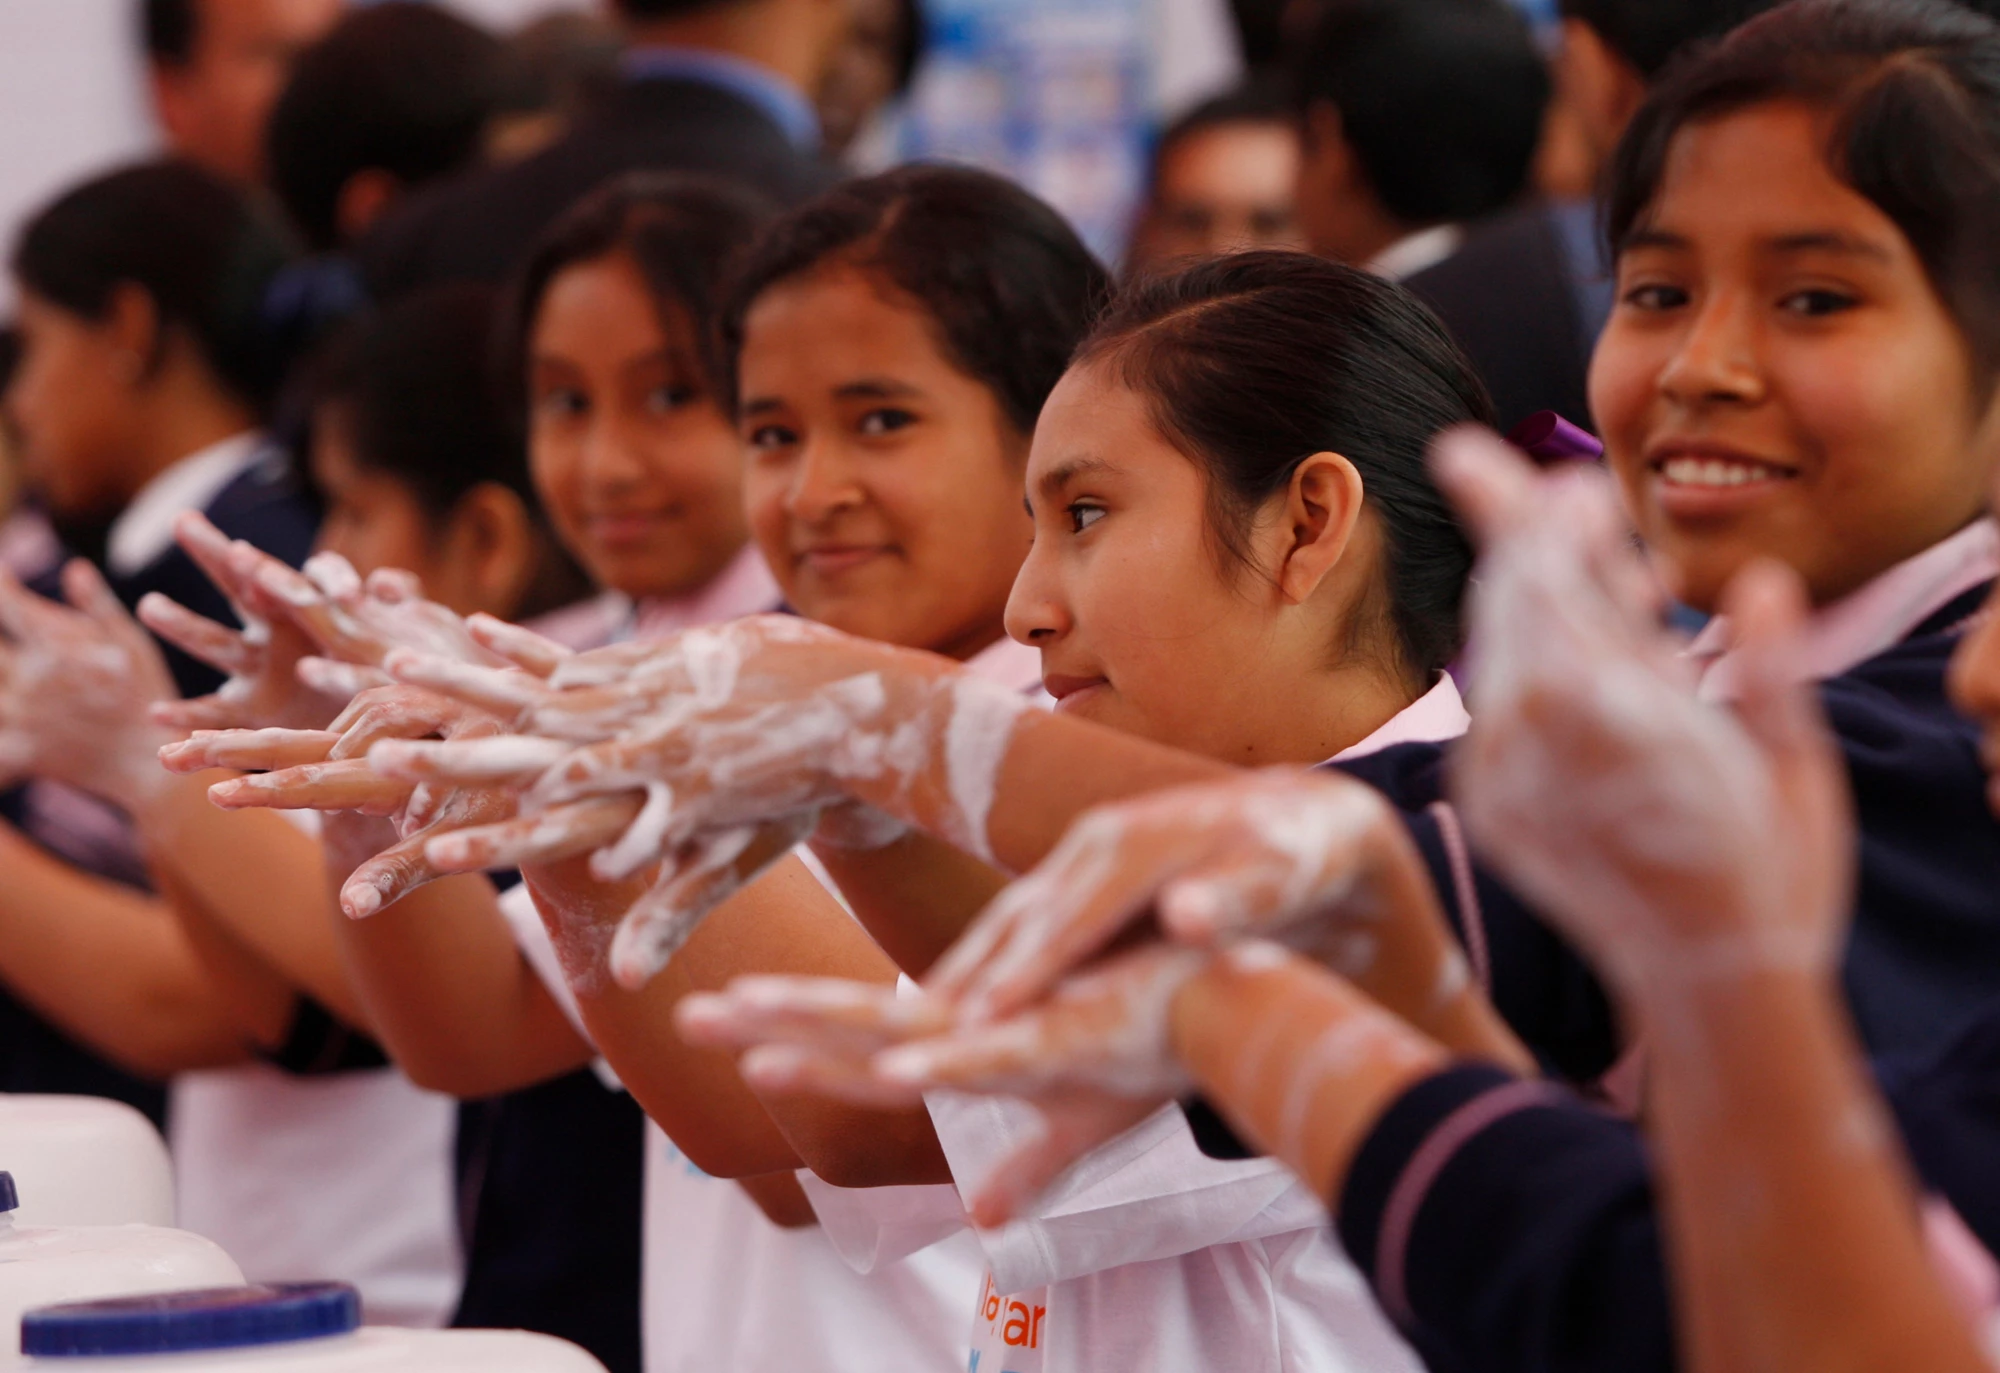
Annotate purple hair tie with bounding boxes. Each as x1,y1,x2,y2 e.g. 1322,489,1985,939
1506,411,1603,464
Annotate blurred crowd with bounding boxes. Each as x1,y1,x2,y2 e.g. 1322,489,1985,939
0,1,1998,1372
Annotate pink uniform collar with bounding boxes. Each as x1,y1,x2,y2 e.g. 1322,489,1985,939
1333,674,1471,763
1692,518,1999,702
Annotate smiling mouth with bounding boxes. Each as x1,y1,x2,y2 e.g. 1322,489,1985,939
797,546,890,575
1651,455,1797,489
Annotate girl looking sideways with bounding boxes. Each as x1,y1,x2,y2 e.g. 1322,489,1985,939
229,249,1531,1373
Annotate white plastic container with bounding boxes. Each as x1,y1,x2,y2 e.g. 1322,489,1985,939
0,1174,243,1365
19,1284,609,1371
0,1098,175,1228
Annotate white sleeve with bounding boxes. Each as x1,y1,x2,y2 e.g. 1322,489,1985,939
926,1092,1329,1294
795,1173,972,1275
494,881,624,1092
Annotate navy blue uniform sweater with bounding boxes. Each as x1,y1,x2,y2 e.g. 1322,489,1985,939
1338,581,2000,1080
1187,580,2000,1371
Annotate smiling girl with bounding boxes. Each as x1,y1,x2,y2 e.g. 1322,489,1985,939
275,246,1528,1373
1459,0,2000,1073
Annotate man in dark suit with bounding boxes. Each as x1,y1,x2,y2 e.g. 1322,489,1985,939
1404,0,1778,435
360,0,850,298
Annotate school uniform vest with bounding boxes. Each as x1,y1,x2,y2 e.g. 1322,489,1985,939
1328,580,2000,1081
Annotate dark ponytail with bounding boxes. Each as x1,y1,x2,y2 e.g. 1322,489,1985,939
719,165,1113,436
1078,250,1489,682
11,159,301,416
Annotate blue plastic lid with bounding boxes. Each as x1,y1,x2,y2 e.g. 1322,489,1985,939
0,1172,16,1214
21,1284,361,1358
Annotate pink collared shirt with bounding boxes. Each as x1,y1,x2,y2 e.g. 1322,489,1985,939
1692,518,1999,703
527,545,785,652
1333,674,1472,762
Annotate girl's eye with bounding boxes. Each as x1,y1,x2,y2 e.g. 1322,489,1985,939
747,423,797,451
858,408,918,437
646,385,698,414
1779,288,1858,318
535,387,587,420
1067,502,1106,535
1622,282,1689,312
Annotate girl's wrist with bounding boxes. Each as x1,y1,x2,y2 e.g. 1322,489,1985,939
1171,946,1452,1200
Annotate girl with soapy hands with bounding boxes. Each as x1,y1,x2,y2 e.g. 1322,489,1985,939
696,425,2000,1373
168,247,1523,1373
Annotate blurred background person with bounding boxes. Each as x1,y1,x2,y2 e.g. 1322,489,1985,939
0,159,466,1332
1406,0,1778,432
1124,78,1305,279
359,0,853,298
265,1,506,254
1289,0,1548,279
485,10,627,165
142,0,346,186
816,0,923,166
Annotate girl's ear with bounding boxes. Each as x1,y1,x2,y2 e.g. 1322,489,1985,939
102,282,162,387
1275,451,1366,604
442,482,538,621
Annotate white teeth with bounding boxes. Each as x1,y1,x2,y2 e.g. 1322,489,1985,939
1659,457,1787,488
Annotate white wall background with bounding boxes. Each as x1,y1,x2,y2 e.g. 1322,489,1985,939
0,0,591,311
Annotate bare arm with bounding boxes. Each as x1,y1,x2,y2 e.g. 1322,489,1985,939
807,831,1010,977
526,851,950,1188
1644,972,1991,1373
136,769,371,1030
325,814,596,1098
0,820,253,1076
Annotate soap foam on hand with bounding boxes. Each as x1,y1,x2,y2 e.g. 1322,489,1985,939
375,617,1037,987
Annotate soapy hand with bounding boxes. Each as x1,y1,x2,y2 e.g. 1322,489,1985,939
163,681,611,918
347,616,1031,984
0,559,180,812
1435,427,1853,1004
681,945,1213,1225
921,769,1470,1037
136,513,352,733
370,615,1030,864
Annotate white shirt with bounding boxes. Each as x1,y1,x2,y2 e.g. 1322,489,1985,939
1364,225,1466,283
501,550,982,1373
105,432,268,576
498,882,985,1373
798,664,1452,1372
169,1064,461,1328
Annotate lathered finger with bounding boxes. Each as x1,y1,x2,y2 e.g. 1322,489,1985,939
368,734,571,785
329,692,504,761
738,1044,929,1109
383,649,549,718
422,793,644,872
676,976,952,1053
161,728,338,774
135,594,252,675
927,812,1171,1013
297,657,393,700
208,759,412,814
151,697,254,733
607,820,811,988
340,826,456,918
466,614,572,678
